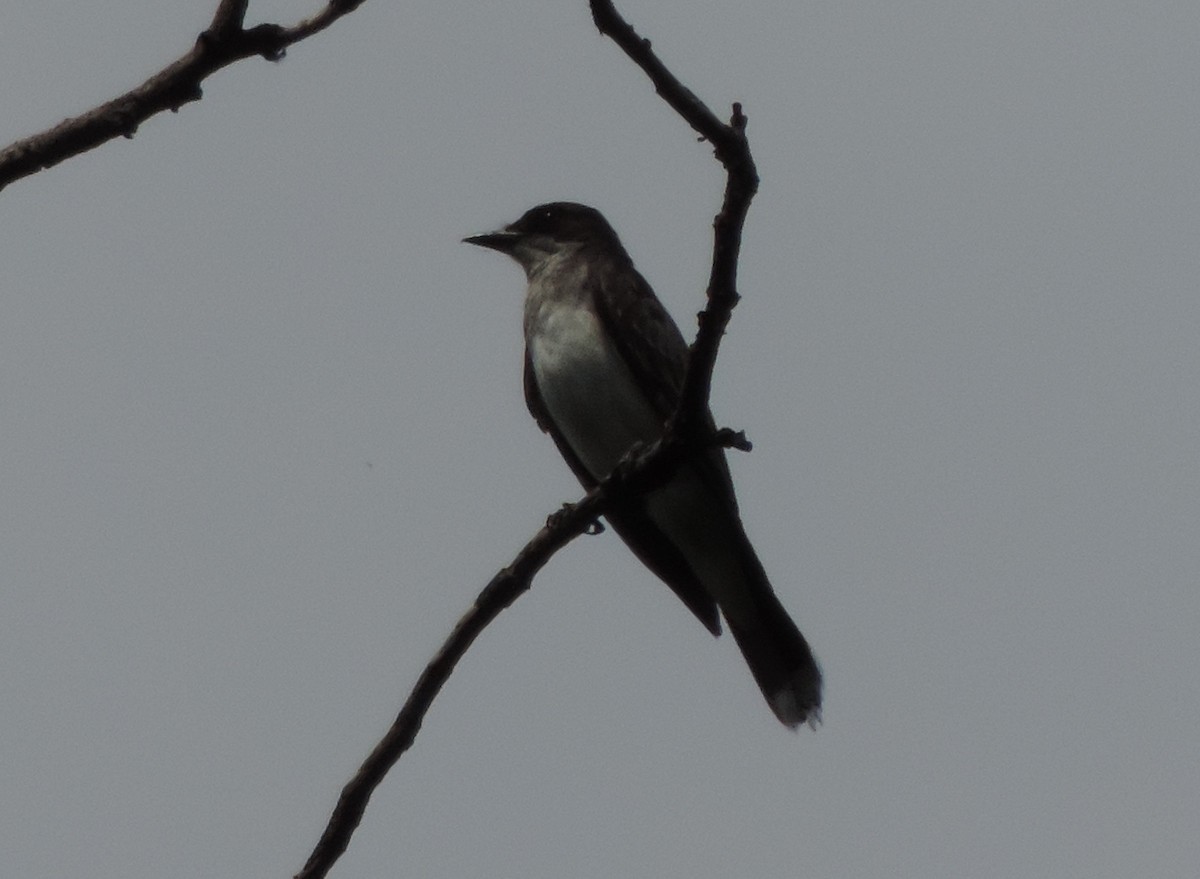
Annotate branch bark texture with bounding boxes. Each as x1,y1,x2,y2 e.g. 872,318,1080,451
297,3,761,877
590,0,760,429
0,1,367,193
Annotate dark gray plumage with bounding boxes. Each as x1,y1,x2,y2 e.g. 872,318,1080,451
466,202,821,728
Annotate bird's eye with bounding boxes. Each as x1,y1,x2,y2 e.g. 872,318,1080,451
525,209,556,233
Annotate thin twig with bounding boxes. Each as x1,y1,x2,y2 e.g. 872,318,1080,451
0,1,367,193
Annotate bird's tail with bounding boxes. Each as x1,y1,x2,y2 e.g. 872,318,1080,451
725,588,822,729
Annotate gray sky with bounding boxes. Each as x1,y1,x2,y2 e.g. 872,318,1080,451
4,1,1198,877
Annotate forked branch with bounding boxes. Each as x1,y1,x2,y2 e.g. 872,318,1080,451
0,1,367,193
296,2,761,877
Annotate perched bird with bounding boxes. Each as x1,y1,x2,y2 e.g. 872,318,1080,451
465,202,821,728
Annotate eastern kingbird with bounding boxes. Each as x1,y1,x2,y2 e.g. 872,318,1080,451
465,202,821,728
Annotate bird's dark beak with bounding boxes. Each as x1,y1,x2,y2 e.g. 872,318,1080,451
463,229,520,253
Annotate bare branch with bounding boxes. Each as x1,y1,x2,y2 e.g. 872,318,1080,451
209,0,251,36
0,0,368,193
4,0,763,874
589,0,759,433
294,427,748,879
294,504,589,879
0,0,762,873
297,2,762,875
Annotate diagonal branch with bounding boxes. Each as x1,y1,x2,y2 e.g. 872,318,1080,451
296,3,762,878
294,428,748,879
7,0,761,876
590,0,760,429
0,0,368,194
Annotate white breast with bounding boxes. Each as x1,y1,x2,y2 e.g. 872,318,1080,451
528,303,663,481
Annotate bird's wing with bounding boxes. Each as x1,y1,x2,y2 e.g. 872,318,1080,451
586,258,688,422
524,347,722,635
587,256,741,513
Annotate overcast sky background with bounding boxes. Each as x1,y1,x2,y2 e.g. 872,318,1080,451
3,1,1198,877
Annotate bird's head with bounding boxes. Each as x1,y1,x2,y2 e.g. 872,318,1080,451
464,202,624,274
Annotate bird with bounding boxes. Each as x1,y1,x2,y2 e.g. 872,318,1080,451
465,202,821,728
